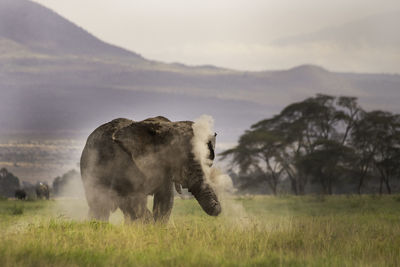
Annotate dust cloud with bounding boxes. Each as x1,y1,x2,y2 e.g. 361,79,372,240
52,171,88,221
192,115,250,225
53,115,249,225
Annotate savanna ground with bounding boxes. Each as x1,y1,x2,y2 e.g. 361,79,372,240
0,195,399,266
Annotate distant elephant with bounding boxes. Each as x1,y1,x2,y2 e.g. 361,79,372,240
15,189,27,200
80,116,221,222
35,183,50,199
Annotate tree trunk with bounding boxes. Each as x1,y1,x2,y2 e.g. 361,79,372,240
385,177,391,194
327,176,333,195
320,176,327,195
289,177,298,195
298,176,306,195
271,183,277,195
357,167,368,195
357,177,363,195
377,168,391,195
266,176,277,196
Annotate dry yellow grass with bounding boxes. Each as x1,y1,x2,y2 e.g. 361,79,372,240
1,195,400,266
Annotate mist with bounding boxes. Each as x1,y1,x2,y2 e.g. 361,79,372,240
1,1,399,265
31,0,400,73
51,115,247,224
192,115,249,224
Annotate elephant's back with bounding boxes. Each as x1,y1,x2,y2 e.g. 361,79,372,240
80,118,133,174
87,118,133,145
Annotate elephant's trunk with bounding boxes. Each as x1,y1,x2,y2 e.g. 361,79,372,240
189,180,221,216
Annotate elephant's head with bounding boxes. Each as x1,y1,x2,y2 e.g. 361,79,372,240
180,122,220,216
113,116,221,216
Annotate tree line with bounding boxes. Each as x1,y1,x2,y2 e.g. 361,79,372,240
0,168,81,199
221,94,400,195
0,167,50,199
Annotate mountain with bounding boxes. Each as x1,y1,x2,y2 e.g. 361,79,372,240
1,0,400,147
0,0,144,58
269,11,400,73
273,11,400,49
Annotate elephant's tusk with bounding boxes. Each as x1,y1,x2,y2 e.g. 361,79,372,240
174,182,182,194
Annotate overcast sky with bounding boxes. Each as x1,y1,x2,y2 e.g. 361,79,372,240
33,0,400,73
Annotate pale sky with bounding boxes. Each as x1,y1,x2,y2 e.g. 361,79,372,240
33,0,400,73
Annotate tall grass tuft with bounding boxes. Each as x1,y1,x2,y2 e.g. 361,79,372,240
9,204,24,215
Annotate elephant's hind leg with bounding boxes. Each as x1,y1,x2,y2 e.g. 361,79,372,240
86,188,112,221
88,205,111,221
119,194,153,223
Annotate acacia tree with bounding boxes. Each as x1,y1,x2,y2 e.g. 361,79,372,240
220,129,285,195
222,94,400,195
375,147,400,194
336,96,363,145
296,139,355,194
351,111,400,194
369,112,400,194
351,111,377,194
295,95,361,194
249,115,305,194
0,168,20,198
249,94,360,194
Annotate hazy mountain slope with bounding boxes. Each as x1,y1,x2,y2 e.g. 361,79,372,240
1,0,400,145
0,0,144,58
273,11,400,48
1,0,400,183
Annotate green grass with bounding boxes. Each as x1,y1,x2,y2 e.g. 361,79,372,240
1,195,400,266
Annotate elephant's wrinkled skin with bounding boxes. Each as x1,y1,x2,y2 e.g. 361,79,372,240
80,116,220,222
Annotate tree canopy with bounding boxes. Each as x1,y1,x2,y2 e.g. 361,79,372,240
222,95,400,195
0,168,20,198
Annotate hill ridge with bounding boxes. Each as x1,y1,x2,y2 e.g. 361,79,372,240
0,0,144,59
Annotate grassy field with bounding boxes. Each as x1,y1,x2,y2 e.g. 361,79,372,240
0,195,400,266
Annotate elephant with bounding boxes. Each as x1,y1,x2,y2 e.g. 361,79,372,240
35,182,50,199
15,189,27,200
80,116,221,223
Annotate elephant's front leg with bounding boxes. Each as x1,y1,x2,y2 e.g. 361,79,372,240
153,181,174,223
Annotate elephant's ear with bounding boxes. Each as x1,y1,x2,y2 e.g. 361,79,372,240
113,121,173,159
